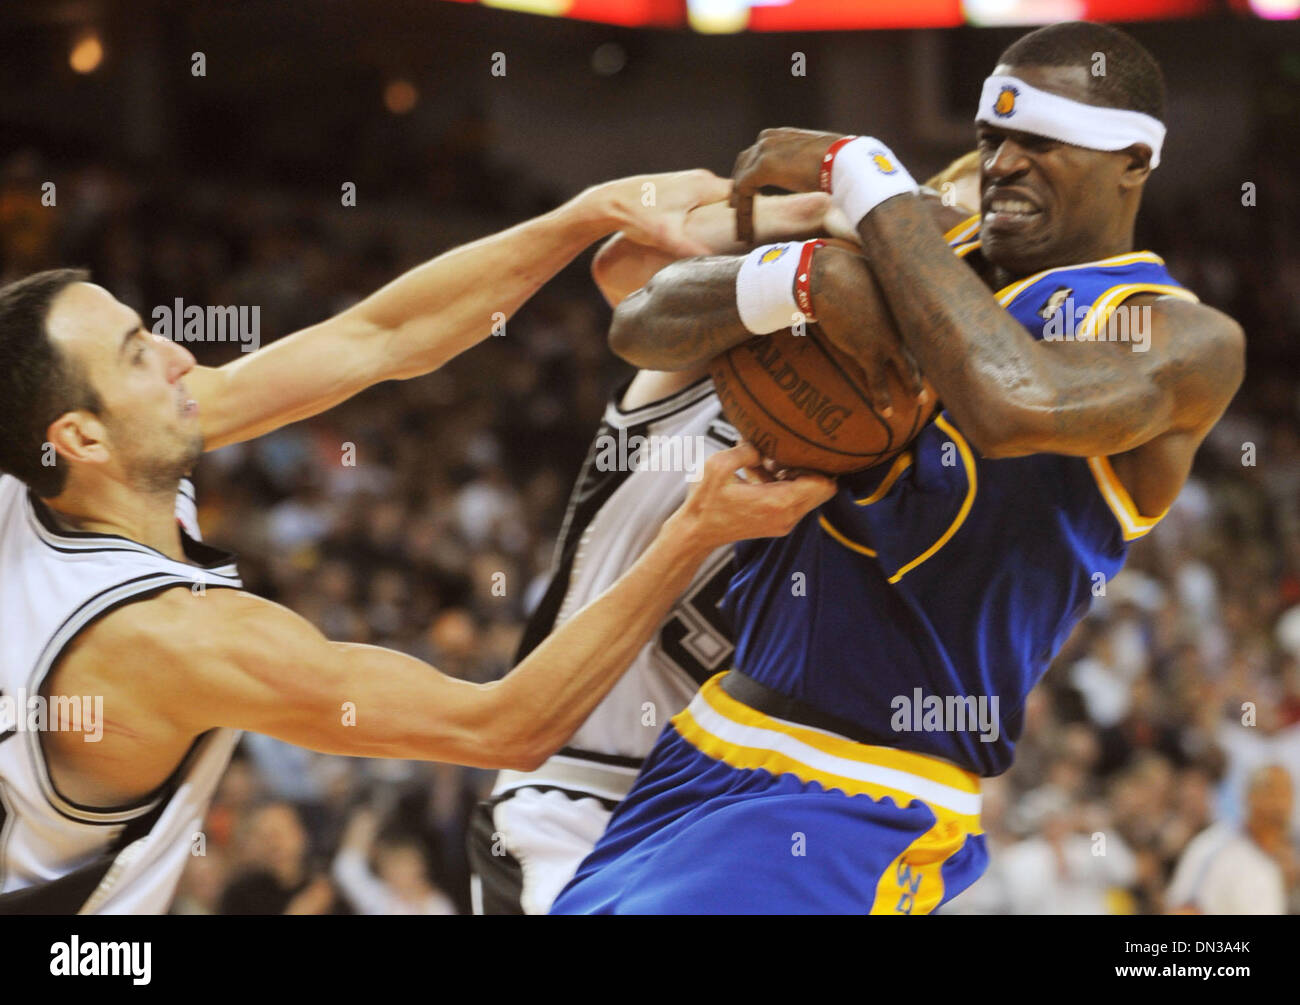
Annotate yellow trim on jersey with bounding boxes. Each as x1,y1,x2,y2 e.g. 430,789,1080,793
1076,282,1199,341
671,674,982,831
889,415,977,582
818,415,977,584
854,451,913,505
942,213,981,246
1075,282,1199,541
994,251,1165,307
953,239,982,258
1087,455,1166,541
819,513,877,557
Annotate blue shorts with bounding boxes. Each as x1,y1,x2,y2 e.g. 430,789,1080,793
551,674,988,915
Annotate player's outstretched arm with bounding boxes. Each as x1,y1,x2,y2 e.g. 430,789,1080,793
187,169,731,451
111,445,833,771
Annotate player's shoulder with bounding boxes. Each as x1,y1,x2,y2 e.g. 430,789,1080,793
1138,295,1245,374
1142,293,1243,340
1123,295,1245,430
620,367,712,412
66,584,260,672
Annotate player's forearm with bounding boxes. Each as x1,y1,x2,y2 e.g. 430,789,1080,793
852,194,1060,452
351,192,621,380
487,511,713,766
326,519,711,770
592,237,678,308
853,197,1217,457
195,194,620,450
607,255,752,371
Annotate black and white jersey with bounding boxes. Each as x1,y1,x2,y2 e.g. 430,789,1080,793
513,376,738,762
0,474,242,914
471,378,738,914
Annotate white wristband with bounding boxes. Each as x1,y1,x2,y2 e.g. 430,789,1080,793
735,242,804,335
828,137,918,229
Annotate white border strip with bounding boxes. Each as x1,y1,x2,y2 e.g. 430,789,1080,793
492,754,640,803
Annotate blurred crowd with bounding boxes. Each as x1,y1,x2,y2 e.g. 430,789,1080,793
3,146,1298,915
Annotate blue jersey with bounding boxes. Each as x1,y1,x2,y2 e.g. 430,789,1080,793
721,216,1198,777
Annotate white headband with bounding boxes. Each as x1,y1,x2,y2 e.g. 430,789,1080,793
975,74,1165,168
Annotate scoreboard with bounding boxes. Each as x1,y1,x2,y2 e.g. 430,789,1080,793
443,0,1297,29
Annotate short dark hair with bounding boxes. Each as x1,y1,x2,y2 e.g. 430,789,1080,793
0,268,102,498
1000,21,1166,121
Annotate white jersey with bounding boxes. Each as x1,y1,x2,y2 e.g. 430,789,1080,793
472,377,737,914
0,474,242,914
1166,821,1287,915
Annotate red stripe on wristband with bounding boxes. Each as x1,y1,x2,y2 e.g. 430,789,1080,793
819,136,858,193
794,239,824,322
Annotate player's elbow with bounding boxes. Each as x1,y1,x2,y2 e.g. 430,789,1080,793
964,426,1029,460
472,683,554,771
955,398,1043,459
501,743,550,773
591,236,627,309
489,731,551,771
608,288,658,368
1221,319,1247,396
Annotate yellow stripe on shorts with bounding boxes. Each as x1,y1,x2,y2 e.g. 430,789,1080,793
671,674,982,832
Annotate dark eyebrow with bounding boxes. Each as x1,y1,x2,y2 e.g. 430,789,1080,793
117,318,143,359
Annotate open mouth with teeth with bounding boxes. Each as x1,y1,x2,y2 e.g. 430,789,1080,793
984,197,1043,229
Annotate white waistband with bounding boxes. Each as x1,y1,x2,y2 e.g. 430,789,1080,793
491,753,641,803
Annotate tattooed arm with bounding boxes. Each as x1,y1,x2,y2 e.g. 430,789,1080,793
839,194,1243,513
607,194,957,374
723,126,1242,514
607,254,755,371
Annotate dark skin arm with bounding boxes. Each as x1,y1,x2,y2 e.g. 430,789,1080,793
728,127,1245,516
606,195,956,409
608,254,754,373
847,194,1242,456
836,192,1243,514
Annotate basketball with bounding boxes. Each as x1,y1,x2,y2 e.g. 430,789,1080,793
709,245,936,474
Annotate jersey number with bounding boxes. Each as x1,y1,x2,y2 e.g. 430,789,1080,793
657,557,736,687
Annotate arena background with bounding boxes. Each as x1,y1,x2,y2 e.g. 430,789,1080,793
2,0,1298,914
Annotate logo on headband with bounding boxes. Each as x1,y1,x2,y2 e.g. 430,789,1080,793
993,85,1018,118
871,152,898,175
759,246,788,265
